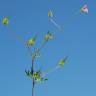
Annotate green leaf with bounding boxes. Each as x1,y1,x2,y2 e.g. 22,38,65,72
44,31,54,41
59,57,68,67
27,38,35,46
2,17,9,25
48,10,53,17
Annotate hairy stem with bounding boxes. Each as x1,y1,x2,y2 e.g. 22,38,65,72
31,40,47,96
32,79,35,96
32,56,35,96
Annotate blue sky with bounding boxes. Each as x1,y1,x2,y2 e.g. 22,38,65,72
0,0,96,96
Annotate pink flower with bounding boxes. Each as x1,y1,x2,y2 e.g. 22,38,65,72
81,5,88,13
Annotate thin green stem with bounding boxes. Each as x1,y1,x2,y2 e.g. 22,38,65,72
32,40,47,59
31,40,47,96
32,55,35,96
